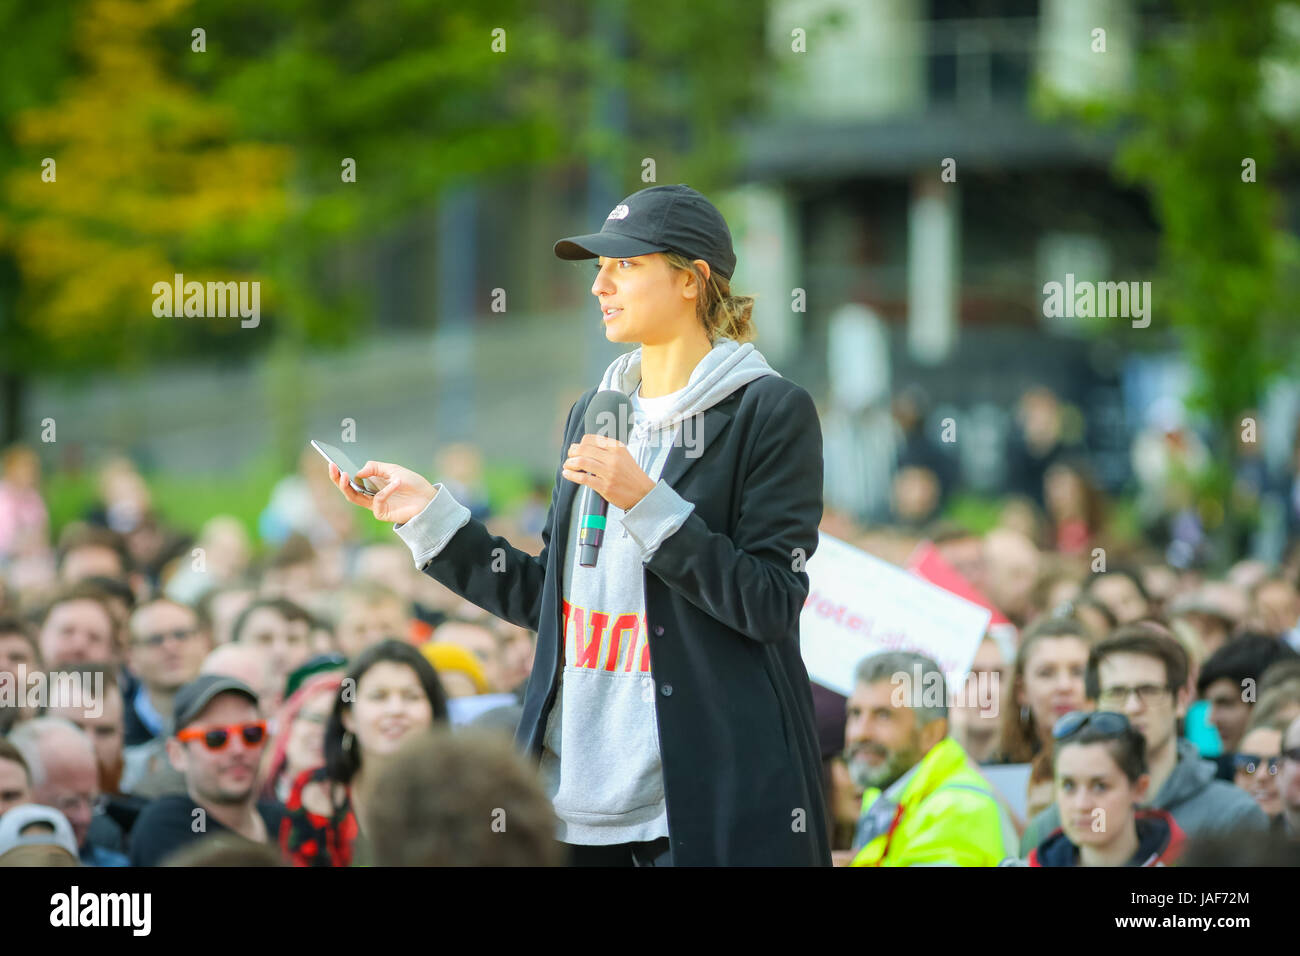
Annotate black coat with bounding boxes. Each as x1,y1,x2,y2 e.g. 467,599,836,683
419,374,831,865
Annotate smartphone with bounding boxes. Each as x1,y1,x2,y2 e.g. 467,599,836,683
310,440,384,496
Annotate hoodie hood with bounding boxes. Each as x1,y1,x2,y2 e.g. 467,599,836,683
1131,809,1186,865
598,336,780,469
1156,738,1219,807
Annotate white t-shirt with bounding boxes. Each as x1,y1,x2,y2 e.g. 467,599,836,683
631,379,688,420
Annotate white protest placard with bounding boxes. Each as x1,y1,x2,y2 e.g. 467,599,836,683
799,533,992,696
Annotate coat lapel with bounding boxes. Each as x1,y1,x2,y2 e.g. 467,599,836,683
554,469,579,554
658,399,739,489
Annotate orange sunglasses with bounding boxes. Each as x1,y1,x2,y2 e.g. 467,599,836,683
176,720,268,751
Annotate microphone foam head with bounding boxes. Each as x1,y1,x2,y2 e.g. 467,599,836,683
583,390,634,444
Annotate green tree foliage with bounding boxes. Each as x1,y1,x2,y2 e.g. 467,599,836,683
0,0,773,448
1038,0,1300,561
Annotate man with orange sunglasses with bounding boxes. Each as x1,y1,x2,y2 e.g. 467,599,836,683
129,675,286,866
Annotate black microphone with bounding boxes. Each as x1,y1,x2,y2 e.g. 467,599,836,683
577,389,633,568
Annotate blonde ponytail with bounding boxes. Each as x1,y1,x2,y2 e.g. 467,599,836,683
662,251,757,344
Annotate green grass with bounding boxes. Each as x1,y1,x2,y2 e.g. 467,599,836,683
44,456,541,554
46,464,1143,556
45,455,291,549
943,494,1006,535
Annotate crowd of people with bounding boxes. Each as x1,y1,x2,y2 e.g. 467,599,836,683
819,508,1300,864
0,443,554,866
0,391,1299,867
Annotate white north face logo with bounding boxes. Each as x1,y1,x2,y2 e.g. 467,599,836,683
607,204,630,221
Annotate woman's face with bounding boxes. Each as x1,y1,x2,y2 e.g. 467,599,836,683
1233,727,1283,817
1056,742,1146,852
344,661,434,759
1019,637,1089,739
590,253,700,346
1044,466,1084,520
285,689,335,776
1090,574,1150,625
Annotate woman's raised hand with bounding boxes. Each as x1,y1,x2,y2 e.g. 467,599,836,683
328,460,438,525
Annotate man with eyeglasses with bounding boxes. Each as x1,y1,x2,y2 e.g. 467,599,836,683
123,599,212,747
7,716,128,865
1019,624,1268,853
129,674,285,866
1279,713,1300,838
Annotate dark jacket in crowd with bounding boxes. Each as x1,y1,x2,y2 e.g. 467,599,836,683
411,377,831,865
81,812,129,867
129,794,285,866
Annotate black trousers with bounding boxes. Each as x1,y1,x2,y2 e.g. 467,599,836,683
564,837,673,867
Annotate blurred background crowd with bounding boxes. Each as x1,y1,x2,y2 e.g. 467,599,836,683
0,393,1299,866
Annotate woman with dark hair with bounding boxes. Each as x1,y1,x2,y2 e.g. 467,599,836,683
996,617,1093,765
1044,458,1106,556
277,639,448,866
1028,711,1185,866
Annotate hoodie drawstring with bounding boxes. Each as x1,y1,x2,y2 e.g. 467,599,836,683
604,340,779,537
625,419,654,537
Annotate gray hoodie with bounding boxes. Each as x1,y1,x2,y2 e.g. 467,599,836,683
1018,738,1269,855
393,337,779,845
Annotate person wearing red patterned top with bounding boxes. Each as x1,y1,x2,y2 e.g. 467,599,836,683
278,639,448,866
261,673,343,805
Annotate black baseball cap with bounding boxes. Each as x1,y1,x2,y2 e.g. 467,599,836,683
553,184,737,280
173,674,259,732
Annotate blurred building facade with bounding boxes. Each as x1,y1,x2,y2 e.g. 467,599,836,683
23,0,1300,536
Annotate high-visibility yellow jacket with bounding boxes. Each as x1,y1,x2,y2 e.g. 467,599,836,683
850,737,1015,867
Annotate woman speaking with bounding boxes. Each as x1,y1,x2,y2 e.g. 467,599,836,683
328,184,830,866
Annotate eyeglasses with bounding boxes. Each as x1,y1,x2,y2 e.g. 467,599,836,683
1052,710,1132,740
133,628,199,649
1097,684,1171,707
176,720,268,751
1283,748,1300,764
52,793,108,815
1232,754,1279,776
